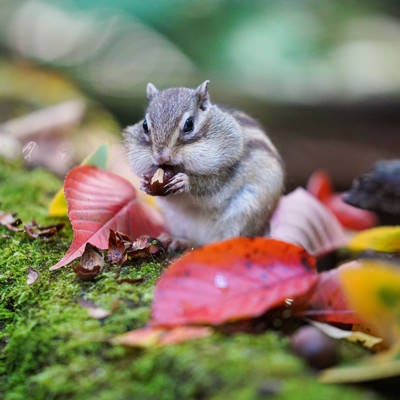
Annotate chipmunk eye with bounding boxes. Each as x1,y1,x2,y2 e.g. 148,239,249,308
183,116,194,133
142,119,149,134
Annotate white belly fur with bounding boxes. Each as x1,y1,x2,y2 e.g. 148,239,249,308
156,195,219,245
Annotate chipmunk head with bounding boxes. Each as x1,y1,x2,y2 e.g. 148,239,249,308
124,80,242,176
142,80,211,165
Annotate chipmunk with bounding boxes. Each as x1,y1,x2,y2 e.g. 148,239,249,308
123,81,284,246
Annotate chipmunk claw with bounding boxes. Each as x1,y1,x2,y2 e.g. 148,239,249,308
164,173,190,195
139,175,153,195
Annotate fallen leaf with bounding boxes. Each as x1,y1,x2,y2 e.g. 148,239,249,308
80,299,111,320
299,263,361,325
48,144,109,217
72,242,104,280
24,220,65,240
270,188,348,256
340,260,400,346
27,267,40,285
324,194,378,231
107,230,165,265
107,229,128,265
47,189,68,218
0,210,22,232
150,237,318,327
1,100,86,175
320,347,400,383
117,277,145,285
82,144,109,170
50,166,167,270
307,170,377,230
112,326,212,347
127,235,165,259
306,170,332,202
308,320,382,349
347,226,400,253
87,308,111,320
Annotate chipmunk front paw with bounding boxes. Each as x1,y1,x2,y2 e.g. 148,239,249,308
139,175,154,195
164,172,190,195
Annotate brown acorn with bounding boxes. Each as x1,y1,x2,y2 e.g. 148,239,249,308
290,326,338,370
144,166,176,196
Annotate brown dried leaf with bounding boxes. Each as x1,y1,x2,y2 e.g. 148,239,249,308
27,267,40,285
73,243,104,280
127,235,165,259
117,277,145,285
107,229,128,265
24,220,65,240
0,210,23,232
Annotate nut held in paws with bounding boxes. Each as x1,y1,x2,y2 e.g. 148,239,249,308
145,166,175,196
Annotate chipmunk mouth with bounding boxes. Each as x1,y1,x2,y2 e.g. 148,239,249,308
155,164,176,172
153,163,185,173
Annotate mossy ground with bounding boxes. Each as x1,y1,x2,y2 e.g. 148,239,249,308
0,159,383,400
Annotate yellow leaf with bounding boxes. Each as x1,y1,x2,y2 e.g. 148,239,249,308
348,226,400,253
320,347,400,383
111,326,212,348
340,260,400,346
308,320,382,350
320,260,400,384
48,187,68,217
140,192,158,209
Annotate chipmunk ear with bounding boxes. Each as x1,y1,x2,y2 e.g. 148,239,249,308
146,82,159,100
195,80,210,110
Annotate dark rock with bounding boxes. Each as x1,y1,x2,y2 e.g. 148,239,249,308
343,160,400,222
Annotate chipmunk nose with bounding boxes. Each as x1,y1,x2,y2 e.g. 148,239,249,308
154,148,172,165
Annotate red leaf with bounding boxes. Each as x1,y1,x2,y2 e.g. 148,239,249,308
307,170,333,201
50,166,166,270
150,237,318,327
325,194,378,231
270,188,348,256
307,170,377,230
299,263,361,325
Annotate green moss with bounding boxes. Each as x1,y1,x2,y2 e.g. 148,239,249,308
0,158,383,400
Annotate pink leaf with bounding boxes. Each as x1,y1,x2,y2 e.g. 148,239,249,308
307,170,377,230
50,166,166,270
270,188,349,256
299,264,361,325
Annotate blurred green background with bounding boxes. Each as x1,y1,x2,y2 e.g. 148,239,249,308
1,0,400,188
